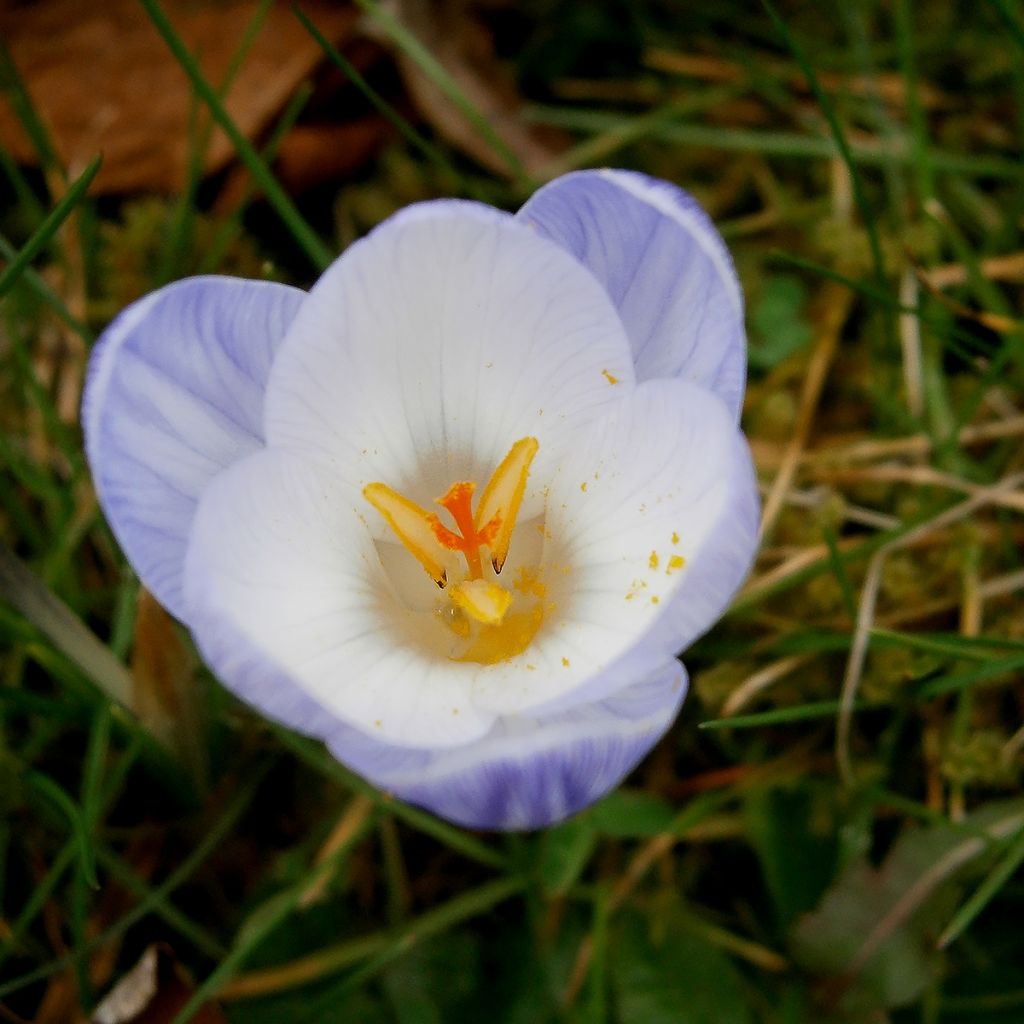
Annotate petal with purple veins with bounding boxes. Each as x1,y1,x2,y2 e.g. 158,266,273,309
518,169,747,418
83,276,305,619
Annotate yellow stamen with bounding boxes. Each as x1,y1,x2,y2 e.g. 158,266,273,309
364,437,539,584
365,439,546,662
449,579,513,626
363,482,448,587
474,437,539,573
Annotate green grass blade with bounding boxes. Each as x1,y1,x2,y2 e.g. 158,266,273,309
0,231,92,339
138,0,333,271
96,846,227,959
526,108,1024,180
823,526,858,623
286,876,527,1020
986,0,1024,50
0,763,268,1000
895,0,936,203
0,842,76,973
0,539,134,708
700,700,856,731
352,0,526,180
0,42,61,173
537,86,740,184
26,771,96,887
937,820,1024,949
871,629,1024,658
198,83,312,274
0,155,100,298
294,7,458,180
157,0,274,284
916,653,1024,700
0,143,47,225
760,1,891,363
170,806,377,1023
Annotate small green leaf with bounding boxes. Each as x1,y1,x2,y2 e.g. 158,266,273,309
748,274,813,370
745,786,838,929
589,789,677,838
382,933,479,1024
791,798,1024,1014
613,912,754,1024
538,816,596,895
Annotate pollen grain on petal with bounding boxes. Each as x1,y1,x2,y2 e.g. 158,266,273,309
455,602,545,665
601,368,620,385
513,565,547,599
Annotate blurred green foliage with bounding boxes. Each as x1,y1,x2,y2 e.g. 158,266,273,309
2,0,1024,1021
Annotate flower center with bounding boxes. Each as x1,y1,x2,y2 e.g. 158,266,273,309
363,438,544,661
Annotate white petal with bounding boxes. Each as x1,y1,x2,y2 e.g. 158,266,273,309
332,658,688,830
182,449,496,747
83,277,305,618
263,200,636,532
469,378,759,716
518,170,747,418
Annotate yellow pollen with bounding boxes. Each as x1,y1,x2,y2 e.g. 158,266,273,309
667,554,685,574
601,368,620,385
450,579,512,626
561,657,570,667
671,531,680,545
455,604,546,665
648,551,659,570
514,565,547,599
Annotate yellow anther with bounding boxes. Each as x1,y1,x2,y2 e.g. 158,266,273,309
475,437,539,573
363,482,448,587
364,437,539,583
449,579,512,626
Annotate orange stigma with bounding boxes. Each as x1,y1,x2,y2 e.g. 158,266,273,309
427,481,501,580
363,437,539,606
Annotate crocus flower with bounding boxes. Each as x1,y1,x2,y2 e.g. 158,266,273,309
84,170,758,830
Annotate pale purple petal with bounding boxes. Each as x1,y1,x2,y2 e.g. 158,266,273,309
83,277,305,619
517,170,747,418
173,580,687,830
182,448,495,749
470,378,760,718
262,199,635,524
348,659,687,830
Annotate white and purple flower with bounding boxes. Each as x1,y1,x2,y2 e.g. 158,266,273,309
84,170,759,830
